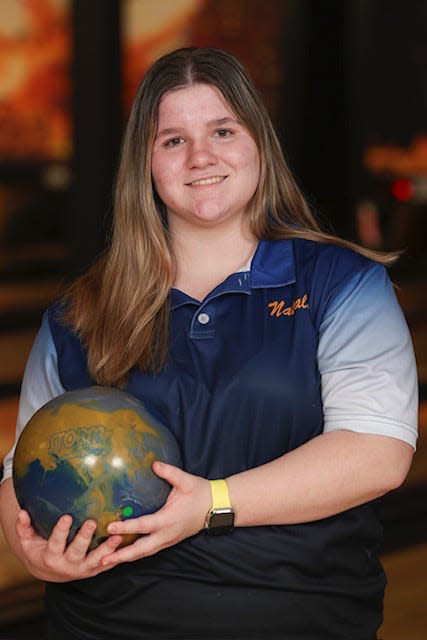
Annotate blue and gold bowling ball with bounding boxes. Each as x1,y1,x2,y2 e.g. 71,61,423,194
13,386,181,549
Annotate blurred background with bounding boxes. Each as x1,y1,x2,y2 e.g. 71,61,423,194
0,0,426,637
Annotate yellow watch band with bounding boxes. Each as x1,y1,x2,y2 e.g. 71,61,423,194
206,479,234,534
209,479,232,510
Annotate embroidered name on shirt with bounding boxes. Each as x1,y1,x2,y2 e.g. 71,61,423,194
268,294,309,317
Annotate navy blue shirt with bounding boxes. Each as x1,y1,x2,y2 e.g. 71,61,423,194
7,239,418,639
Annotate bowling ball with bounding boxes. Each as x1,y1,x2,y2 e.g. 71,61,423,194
13,386,181,550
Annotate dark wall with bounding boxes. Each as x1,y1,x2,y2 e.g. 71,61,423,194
280,0,426,239
69,0,123,279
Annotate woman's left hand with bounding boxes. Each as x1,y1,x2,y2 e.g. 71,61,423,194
101,462,211,566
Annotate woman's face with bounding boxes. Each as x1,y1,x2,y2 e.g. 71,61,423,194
151,83,260,233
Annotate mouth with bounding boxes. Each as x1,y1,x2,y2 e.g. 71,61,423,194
186,176,227,187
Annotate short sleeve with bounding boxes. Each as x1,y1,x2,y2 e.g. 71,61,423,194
1,312,65,482
318,263,418,449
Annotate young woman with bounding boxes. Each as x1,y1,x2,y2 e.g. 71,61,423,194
0,47,418,639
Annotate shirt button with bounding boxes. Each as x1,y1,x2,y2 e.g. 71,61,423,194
198,313,210,325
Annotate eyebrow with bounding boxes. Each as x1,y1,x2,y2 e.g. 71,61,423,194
156,117,240,138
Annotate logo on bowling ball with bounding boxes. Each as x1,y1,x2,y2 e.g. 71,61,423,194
13,386,182,549
48,424,110,459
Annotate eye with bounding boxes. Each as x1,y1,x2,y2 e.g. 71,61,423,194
164,137,184,148
214,128,233,138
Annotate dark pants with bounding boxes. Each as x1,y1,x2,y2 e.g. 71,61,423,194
47,622,78,640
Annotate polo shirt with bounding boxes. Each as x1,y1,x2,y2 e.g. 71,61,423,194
3,238,418,639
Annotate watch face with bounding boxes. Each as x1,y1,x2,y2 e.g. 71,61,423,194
206,509,234,535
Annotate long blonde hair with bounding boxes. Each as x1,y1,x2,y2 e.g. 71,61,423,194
63,47,396,386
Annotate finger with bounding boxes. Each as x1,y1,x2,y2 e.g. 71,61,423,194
152,461,189,488
102,520,184,566
16,511,43,549
65,519,97,560
86,534,124,569
45,514,73,556
107,513,155,536
101,534,158,566
16,510,33,535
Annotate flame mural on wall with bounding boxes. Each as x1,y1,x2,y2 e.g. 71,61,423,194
0,0,71,161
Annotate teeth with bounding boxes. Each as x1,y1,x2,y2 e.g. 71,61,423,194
190,176,224,186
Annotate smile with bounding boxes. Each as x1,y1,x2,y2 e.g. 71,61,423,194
187,176,226,187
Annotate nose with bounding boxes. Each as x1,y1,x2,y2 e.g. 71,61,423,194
187,139,217,169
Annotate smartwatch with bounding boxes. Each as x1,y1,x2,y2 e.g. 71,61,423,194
205,479,235,535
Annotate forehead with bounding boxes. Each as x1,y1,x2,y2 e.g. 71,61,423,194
156,84,236,124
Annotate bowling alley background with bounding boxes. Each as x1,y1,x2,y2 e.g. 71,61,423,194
0,1,426,638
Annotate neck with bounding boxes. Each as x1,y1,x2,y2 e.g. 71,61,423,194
171,221,258,300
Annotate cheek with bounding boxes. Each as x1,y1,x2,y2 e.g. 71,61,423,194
241,146,261,187
228,142,260,178
151,158,175,198
249,149,261,180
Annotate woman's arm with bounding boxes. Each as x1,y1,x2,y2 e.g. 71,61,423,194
0,314,126,583
0,478,27,560
101,429,413,565
0,477,124,582
227,430,413,526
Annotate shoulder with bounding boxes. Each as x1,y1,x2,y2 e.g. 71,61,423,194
288,238,389,322
291,237,378,276
291,237,385,288
47,298,74,350
46,298,93,389
47,297,68,324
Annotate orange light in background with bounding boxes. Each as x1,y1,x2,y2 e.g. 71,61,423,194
364,135,427,177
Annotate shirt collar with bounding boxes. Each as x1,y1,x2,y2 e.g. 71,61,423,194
171,238,296,309
250,238,295,288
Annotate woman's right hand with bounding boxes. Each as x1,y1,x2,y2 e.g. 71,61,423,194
15,509,123,582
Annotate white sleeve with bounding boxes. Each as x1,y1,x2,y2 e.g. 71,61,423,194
1,312,66,482
318,264,418,449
